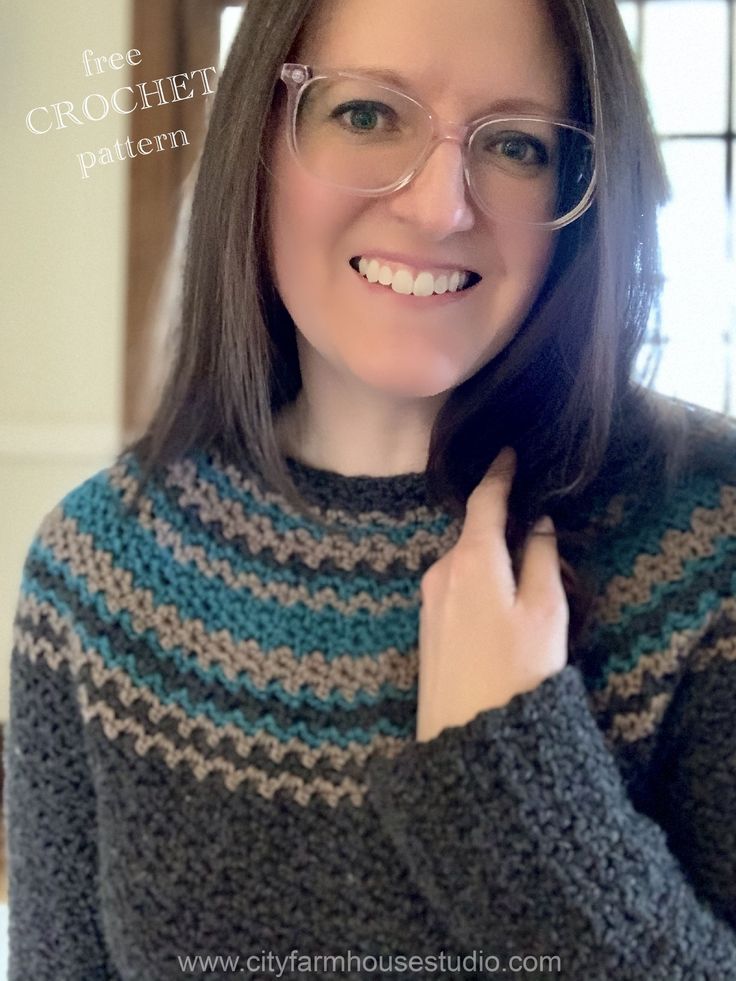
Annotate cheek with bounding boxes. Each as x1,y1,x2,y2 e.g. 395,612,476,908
269,179,338,305
266,155,350,345
268,153,362,306
510,226,556,278
478,228,557,355
267,157,317,296
499,228,557,312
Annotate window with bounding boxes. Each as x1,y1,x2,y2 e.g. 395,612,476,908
220,5,246,71
619,0,736,414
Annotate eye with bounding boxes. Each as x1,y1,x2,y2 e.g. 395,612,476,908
485,132,549,167
330,100,399,133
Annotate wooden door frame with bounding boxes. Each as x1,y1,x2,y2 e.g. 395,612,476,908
124,0,236,444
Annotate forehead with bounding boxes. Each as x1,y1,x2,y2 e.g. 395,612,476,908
296,0,571,116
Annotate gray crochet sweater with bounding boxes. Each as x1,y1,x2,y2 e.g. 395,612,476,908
5,402,736,979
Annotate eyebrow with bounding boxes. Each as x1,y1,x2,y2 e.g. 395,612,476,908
332,65,564,118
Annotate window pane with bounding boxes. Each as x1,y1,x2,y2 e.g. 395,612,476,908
639,139,730,410
616,2,639,51
220,5,246,71
641,0,728,134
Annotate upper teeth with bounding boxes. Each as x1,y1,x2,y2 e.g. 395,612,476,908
357,257,471,296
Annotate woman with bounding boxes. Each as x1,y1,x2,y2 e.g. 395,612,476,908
6,0,736,977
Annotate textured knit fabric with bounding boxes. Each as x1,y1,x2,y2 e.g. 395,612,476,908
5,398,736,981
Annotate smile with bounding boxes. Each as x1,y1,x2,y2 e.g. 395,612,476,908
348,257,481,300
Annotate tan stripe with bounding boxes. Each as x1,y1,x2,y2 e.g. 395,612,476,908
588,596,736,716
603,605,736,742
77,685,367,808
159,457,461,573
15,596,406,767
210,448,439,528
591,484,736,625
587,619,712,712
13,599,87,674
606,691,673,742
33,509,423,700
14,600,410,806
108,468,420,617
690,596,736,671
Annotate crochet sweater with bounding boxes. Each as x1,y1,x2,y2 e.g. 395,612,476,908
5,400,736,981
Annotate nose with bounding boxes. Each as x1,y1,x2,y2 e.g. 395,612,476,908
384,139,476,236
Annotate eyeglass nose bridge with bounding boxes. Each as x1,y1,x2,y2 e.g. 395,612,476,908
390,116,479,201
427,117,471,144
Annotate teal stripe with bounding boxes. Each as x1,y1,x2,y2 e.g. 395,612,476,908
55,480,428,658
20,571,416,745
591,536,736,638
597,471,726,579
24,545,418,710
72,462,422,602
591,588,725,688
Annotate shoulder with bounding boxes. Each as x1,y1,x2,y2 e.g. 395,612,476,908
569,393,736,718
648,388,736,481
18,447,191,618
12,452,148,689
27,449,145,553
571,389,736,642
591,386,736,526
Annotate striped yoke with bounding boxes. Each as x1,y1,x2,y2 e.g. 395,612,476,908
5,405,736,980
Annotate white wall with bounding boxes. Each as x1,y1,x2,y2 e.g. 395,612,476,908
0,0,131,722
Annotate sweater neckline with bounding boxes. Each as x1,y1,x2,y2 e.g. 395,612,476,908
280,453,432,517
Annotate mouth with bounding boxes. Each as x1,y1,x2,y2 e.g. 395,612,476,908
348,256,482,296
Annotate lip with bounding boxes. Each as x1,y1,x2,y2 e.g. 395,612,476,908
349,261,480,306
351,251,479,276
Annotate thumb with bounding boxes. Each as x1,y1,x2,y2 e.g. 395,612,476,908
517,515,566,604
461,446,516,543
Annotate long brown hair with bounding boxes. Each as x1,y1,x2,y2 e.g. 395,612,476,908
124,0,708,647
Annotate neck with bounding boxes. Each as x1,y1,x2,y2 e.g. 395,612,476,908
273,391,433,477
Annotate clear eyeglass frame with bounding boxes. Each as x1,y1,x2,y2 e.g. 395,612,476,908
277,62,598,231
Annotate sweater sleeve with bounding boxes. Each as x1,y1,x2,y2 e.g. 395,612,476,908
3,536,122,980
364,657,736,979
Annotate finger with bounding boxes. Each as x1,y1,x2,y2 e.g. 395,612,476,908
459,446,516,547
517,516,566,607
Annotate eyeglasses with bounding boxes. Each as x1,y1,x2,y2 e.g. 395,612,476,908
278,63,597,230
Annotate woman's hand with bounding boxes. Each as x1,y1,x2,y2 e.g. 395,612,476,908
415,446,569,743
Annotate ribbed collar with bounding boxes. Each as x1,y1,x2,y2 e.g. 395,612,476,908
282,453,433,518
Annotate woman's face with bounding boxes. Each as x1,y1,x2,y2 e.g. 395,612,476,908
266,0,570,407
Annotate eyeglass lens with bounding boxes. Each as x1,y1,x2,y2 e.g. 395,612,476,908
293,77,594,225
